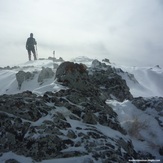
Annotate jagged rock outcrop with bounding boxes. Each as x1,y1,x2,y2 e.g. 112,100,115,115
91,59,106,68
102,58,110,63
89,60,133,102
132,97,163,112
56,60,133,102
0,90,155,162
55,61,93,91
38,67,54,83
16,71,34,89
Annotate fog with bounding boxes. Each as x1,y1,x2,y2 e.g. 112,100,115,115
0,0,163,67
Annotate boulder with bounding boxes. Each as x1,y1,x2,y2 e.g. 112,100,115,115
55,61,91,91
82,111,97,125
16,71,34,89
38,67,54,83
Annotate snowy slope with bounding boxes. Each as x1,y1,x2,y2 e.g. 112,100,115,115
106,99,163,158
117,65,163,97
0,60,56,95
0,57,163,97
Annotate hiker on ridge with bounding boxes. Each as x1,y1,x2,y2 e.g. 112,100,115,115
26,33,37,61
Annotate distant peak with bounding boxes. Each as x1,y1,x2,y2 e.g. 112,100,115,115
71,56,93,62
154,65,161,69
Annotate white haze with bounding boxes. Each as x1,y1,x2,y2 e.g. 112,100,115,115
0,0,163,67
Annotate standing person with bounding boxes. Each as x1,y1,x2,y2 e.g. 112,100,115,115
26,33,37,61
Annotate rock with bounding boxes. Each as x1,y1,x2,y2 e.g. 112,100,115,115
83,111,97,125
67,129,77,139
48,56,64,62
53,63,59,69
0,90,156,162
159,147,163,155
102,58,110,63
132,97,163,112
38,67,54,83
55,60,133,101
5,159,20,163
16,71,34,89
91,59,107,68
116,138,135,156
55,61,91,91
89,61,133,102
58,57,64,62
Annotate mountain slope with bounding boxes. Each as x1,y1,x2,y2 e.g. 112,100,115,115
0,57,162,162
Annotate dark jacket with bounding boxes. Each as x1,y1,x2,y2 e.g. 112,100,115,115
26,37,37,50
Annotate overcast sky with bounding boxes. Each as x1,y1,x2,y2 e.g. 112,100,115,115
0,0,163,67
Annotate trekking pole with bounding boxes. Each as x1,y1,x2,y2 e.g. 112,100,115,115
53,50,55,69
36,45,38,60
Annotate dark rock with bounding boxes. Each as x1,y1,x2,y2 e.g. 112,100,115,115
102,58,110,63
67,129,77,139
0,89,155,162
91,59,107,68
83,111,97,125
159,147,163,155
89,60,133,102
48,56,64,62
55,61,91,91
132,97,163,112
5,159,20,163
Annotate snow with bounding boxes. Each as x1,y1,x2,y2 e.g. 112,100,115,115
33,80,68,96
117,65,163,97
106,99,163,159
0,56,163,162
0,152,34,163
0,152,94,163
1,57,163,97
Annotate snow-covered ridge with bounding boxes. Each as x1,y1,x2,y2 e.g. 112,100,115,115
117,65,163,97
0,56,163,162
0,56,163,97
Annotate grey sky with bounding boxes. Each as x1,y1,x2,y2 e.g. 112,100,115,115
0,0,163,67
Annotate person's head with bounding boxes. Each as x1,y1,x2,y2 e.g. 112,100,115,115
30,33,33,37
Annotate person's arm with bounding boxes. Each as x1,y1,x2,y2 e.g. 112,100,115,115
34,38,37,45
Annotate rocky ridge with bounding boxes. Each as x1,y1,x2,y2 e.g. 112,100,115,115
0,59,162,162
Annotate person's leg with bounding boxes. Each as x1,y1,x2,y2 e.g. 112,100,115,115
31,48,37,60
28,50,31,61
